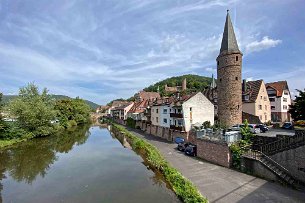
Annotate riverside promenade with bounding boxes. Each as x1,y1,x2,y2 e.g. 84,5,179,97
124,127,305,203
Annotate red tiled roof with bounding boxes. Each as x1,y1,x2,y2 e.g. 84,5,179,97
128,100,149,113
137,91,160,101
265,81,289,97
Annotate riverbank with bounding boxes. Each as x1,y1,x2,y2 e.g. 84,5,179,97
111,123,207,203
0,136,31,149
115,124,305,203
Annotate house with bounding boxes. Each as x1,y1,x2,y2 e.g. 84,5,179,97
107,100,130,116
96,105,109,113
170,92,214,132
151,97,173,128
265,81,292,122
242,80,271,123
134,91,160,102
127,100,150,121
151,92,214,132
111,102,134,120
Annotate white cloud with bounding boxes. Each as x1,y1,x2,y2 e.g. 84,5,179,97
245,36,282,54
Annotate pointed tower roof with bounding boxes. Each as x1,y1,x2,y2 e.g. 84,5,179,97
210,74,217,89
220,10,240,54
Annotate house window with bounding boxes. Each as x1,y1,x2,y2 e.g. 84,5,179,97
190,107,192,112
156,109,158,113
258,105,262,110
236,56,238,61
265,105,267,110
264,96,267,101
283,98,287,102
259,115,262,120
178,120,183,126
177,109,181,113
260,96,263,99
271,106,275,110
156,117,159,123
284,91,288,95
163,118,167,123
163,109,167,114
283,105,288,110
265,115,267,121
269,98,275,102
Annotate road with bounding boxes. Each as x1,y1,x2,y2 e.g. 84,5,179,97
125,127,305,203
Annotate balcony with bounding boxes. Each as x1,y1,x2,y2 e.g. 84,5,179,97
170,113,183,118
170,125,185,131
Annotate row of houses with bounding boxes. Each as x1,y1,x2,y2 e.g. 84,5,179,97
203,79,292,124
102,91,214,133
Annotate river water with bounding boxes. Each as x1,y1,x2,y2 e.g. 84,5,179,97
0,125,179,203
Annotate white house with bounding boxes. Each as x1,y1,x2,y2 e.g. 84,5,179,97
151,98,172,128
266,81,292,122
170,92,214,132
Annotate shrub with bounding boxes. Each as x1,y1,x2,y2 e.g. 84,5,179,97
203,121,211,129
126,117,136,128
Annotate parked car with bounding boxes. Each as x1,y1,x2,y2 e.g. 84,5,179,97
282,122,294,130
258,124,269,133
230,124,259,134
177,142,191,152
184,144,197,156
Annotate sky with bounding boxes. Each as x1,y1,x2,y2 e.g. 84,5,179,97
0,0,305,104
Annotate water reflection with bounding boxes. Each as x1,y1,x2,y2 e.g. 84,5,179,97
0,125,90,196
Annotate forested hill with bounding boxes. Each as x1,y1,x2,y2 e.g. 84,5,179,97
144,74,213,96
1,94,100,110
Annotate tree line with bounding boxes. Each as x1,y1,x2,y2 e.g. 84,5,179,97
0,83,92,141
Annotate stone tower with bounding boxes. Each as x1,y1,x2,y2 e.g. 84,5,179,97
216,10,242,127
182,78,187,91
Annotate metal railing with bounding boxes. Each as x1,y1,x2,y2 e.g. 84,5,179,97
260,132,305,155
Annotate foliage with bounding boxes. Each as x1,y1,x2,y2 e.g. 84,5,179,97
54,98,91,128
1,94,99,111
112,123,207,203
203,121,211,129
126,117,136,128
144,74,212,96
8,83,57,137
230,120,254,169
289,89,305,121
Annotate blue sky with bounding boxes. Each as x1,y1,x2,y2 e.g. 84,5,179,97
0,0,304,104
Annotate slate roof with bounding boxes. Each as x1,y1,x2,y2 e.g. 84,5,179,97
265,81,289,97
243,80,263,103
220,10,240,54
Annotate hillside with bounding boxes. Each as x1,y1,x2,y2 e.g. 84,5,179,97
1,94,100,110
144,74,212,96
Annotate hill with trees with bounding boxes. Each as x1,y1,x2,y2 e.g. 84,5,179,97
144,74,213,96
1,94,100,110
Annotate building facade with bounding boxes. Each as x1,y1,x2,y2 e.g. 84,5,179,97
216,10,242,127
243,80,271,123
266,81,292,122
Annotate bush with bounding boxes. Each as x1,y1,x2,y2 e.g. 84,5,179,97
203,121,211,129
112,123,207,203
126,117,136,128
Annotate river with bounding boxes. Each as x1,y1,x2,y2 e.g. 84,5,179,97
0,125,180,203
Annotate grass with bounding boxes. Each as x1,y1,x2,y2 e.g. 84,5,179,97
112,123,208,203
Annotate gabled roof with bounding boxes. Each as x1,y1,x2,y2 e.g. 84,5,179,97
243,80,263,103
113,102,133,110
128,100,149,114
265,81,289,97
220,10,240,54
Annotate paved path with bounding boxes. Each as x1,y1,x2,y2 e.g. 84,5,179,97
125,127,305,203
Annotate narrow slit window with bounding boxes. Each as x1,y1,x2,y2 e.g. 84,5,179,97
217,61,219,65
235,77,238,80
236,56,238,61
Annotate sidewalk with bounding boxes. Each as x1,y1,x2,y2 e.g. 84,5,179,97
125,127,305,203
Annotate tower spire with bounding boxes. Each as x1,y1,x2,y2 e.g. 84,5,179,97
220,10,240,54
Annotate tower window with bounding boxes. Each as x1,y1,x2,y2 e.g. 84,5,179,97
220,78,222,82
217,61,219,65
236,56,238,61
235,77,238,80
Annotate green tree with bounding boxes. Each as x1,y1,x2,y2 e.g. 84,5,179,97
289,89,305,121
55,98,91,128
240,119,254,142
8,83,57,137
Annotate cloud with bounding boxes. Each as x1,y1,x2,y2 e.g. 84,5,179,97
245,36,282,53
